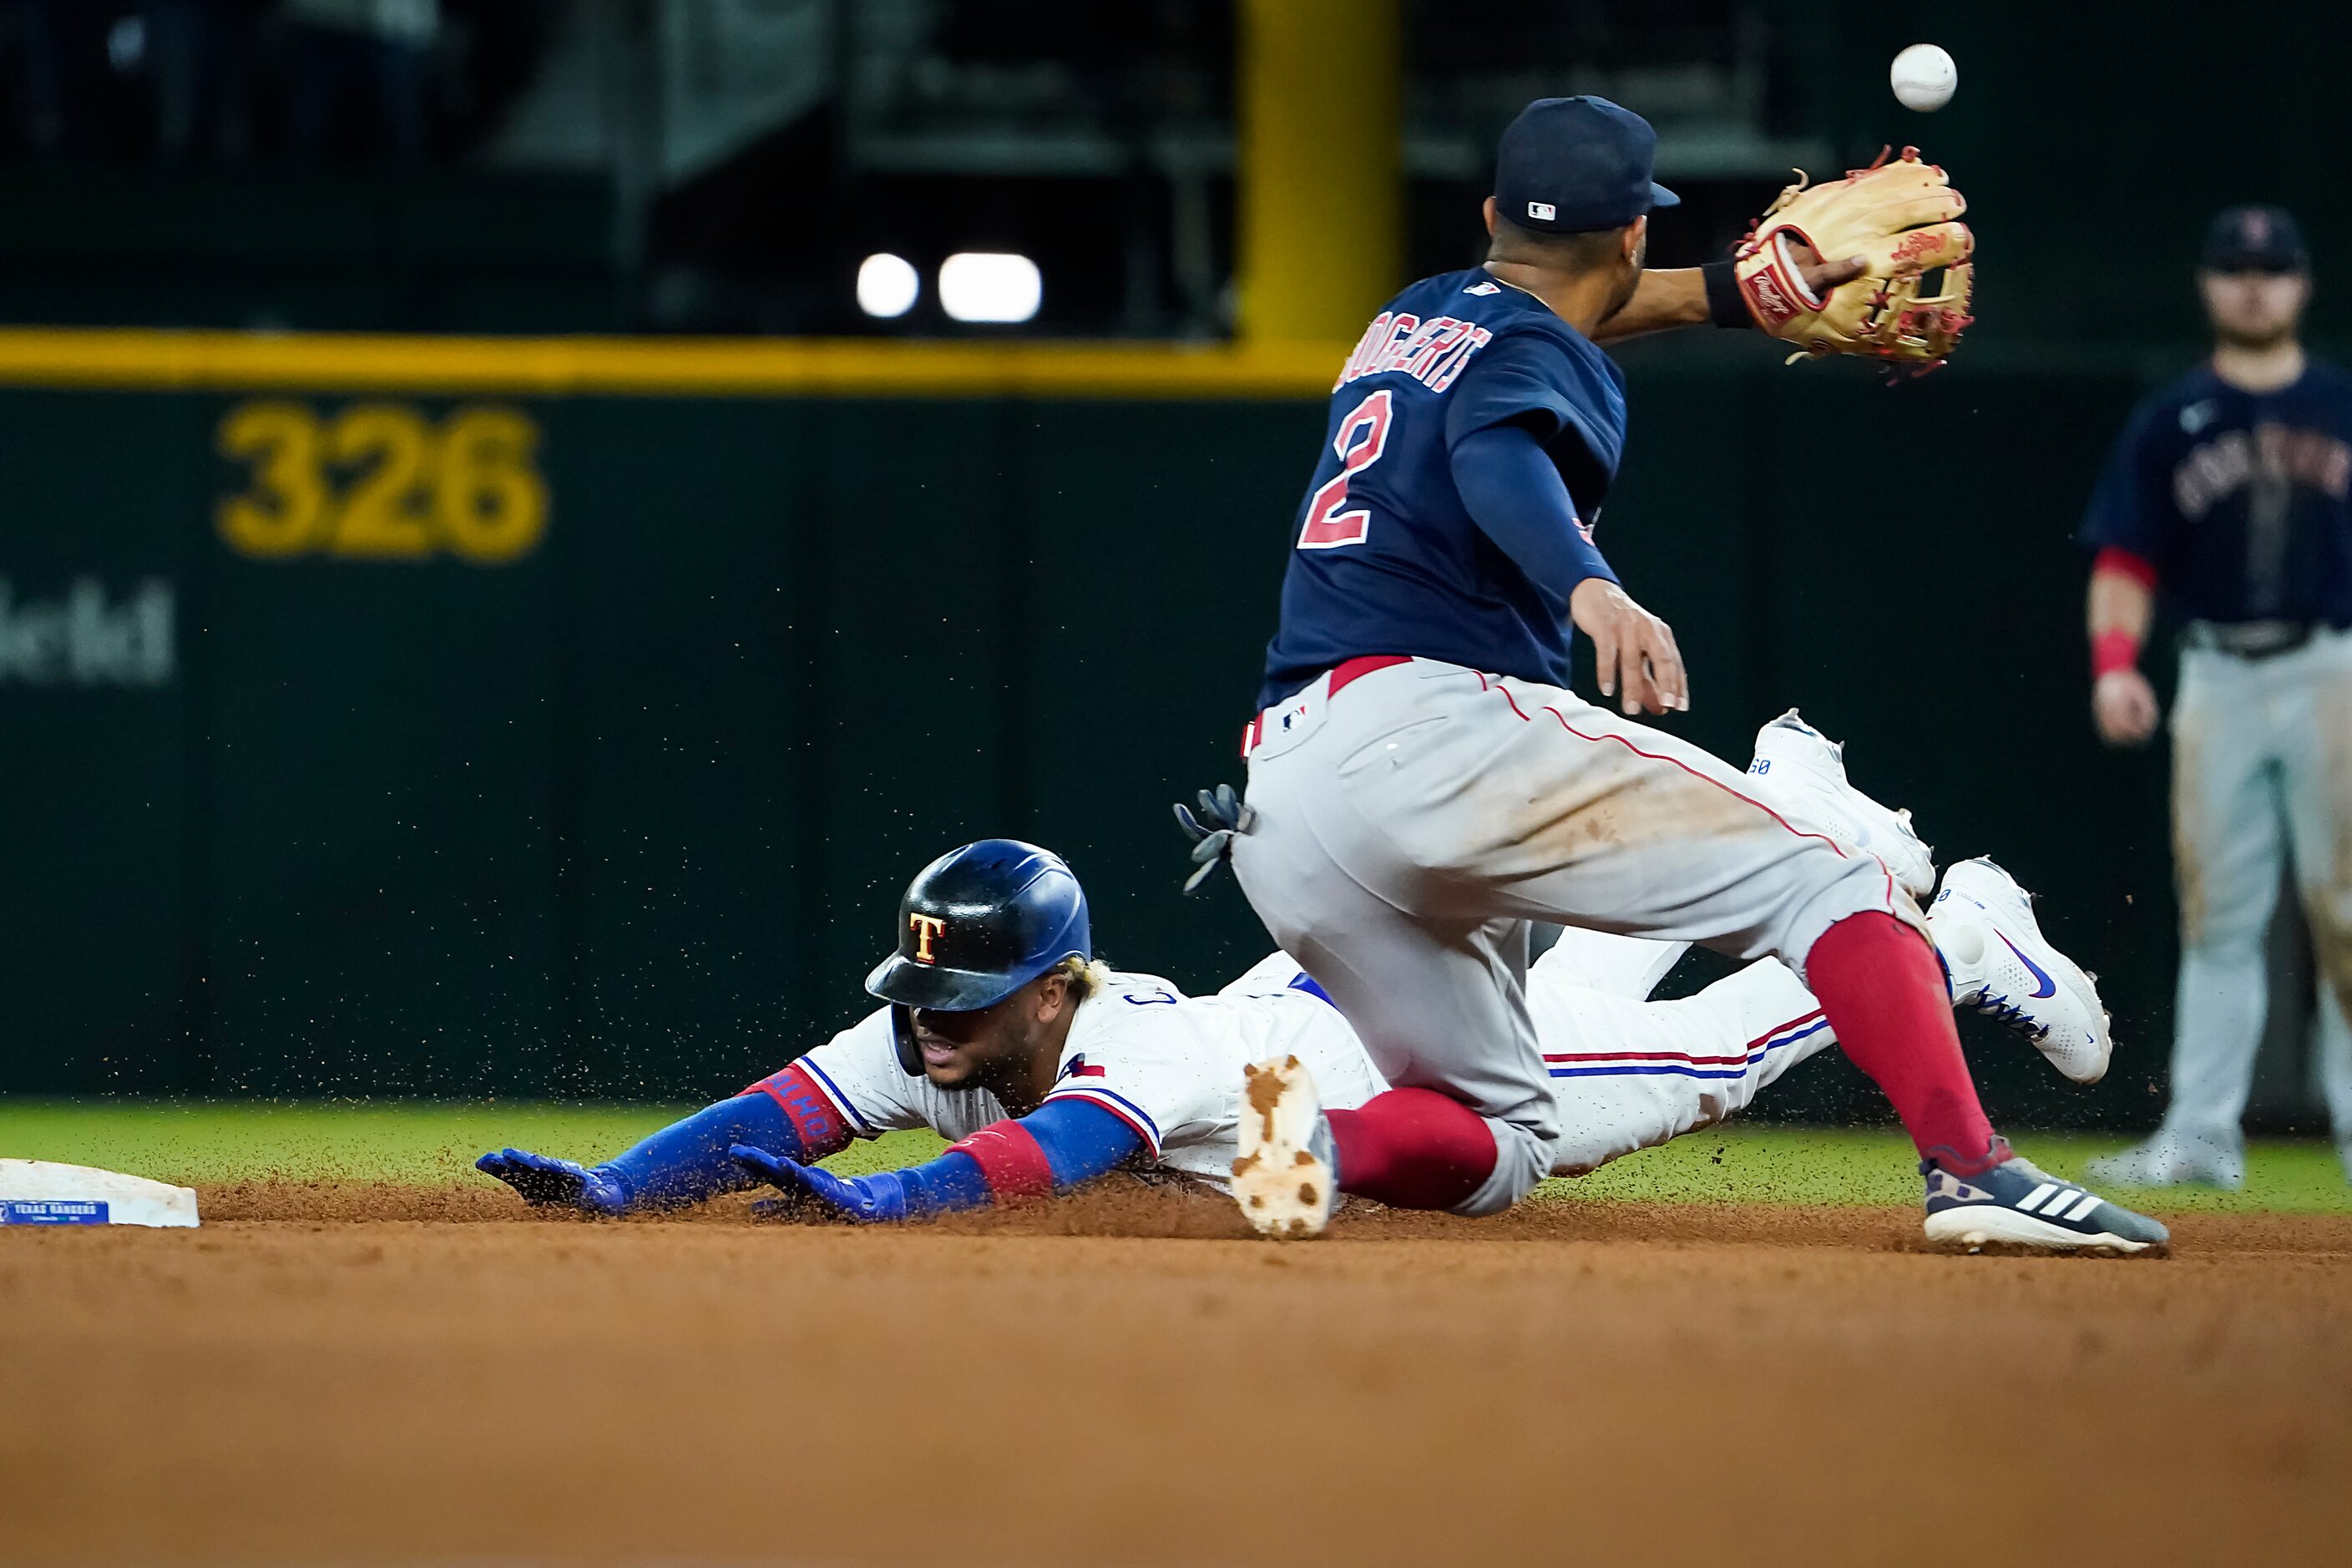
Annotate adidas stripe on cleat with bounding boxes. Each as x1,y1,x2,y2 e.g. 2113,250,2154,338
1921,1155,2169,1255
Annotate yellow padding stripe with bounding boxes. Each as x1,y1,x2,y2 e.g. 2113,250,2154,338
0,329,1346,399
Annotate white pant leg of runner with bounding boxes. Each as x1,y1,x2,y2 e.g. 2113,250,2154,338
1233,658,1913,1214
1528,953,1834,1175
1539,925,1691,1001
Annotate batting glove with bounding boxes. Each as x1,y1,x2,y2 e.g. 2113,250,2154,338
475,1147,628,1215
729,1143,909,1223
1172,781,1255,895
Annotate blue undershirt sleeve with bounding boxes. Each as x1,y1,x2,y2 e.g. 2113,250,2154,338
888,1098,1146,1218
2079,407,2168,559
599,1093,807,1212
892,1151,993,1216
1025,1097,1147,1185
1449,421,1619,602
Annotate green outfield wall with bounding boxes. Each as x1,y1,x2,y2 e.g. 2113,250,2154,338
0,333,2233,1130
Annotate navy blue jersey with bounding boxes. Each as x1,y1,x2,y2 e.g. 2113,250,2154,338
2080,361,2352,627
1257,267,1627,708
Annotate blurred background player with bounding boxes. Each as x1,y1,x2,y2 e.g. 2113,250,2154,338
2081,206,2352,1191
479,716,2164,1252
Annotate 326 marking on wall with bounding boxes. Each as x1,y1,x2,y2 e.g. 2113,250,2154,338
216,402,550,564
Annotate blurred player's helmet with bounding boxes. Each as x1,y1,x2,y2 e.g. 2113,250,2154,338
866,838,1092,1015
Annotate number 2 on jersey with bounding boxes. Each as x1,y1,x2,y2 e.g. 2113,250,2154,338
1297,389,1393,550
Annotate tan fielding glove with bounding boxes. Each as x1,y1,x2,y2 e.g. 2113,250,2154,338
1732,146,1975,369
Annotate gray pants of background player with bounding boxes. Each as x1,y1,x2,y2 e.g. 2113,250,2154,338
1232,659,1914,1216
2162,628,2352,1163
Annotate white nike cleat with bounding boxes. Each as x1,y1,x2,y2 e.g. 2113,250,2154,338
1232,1055,1338,1240
1745,710,1936,901
2084,1130,2246,1191
1929,857,2112,1085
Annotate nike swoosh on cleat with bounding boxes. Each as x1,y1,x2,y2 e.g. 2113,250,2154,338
1995,933,2056,999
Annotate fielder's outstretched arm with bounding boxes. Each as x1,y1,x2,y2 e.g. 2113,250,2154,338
1591,253,1868,345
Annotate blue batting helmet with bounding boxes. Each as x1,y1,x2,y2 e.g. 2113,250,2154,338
865,839,1092,1015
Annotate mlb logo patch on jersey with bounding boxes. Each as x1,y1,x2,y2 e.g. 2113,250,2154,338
1463,281,1500,296
1526,201,1556,221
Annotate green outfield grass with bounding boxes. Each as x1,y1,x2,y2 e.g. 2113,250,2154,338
1,1100,2344,1213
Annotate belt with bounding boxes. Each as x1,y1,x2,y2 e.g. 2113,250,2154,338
2180,620,2318,661
1240,655,1412,758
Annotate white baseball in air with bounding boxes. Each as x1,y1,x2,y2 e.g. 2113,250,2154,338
1890,43,1956,112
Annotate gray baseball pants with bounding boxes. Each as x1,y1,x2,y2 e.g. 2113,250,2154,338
2162,627,2352,1157
1231,657,1914,1215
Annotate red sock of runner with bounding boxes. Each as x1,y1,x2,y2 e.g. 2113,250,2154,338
1804,912,2011,1176
1325,1088,1499,1211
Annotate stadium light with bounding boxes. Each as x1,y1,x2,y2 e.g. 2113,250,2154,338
938,253,1041,324
856,253,920,319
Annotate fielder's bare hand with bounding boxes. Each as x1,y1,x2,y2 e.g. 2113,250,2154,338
1571,578,1687,716
1790,238,1869,297
2092,669,2161,747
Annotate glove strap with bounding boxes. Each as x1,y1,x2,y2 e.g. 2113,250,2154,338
1737,230,1824,334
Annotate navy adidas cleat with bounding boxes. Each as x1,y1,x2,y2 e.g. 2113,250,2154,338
1921,1155,2169,1255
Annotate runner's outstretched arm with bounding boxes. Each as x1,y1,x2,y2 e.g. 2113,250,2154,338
730,1097,1142,1223
476,1079,842,1215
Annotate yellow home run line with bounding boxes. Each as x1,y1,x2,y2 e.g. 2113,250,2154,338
0,329,1346,399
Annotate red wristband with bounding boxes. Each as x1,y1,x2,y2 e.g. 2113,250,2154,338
948,1120,1055,1205
2091,629,2142,680
2093,547,2159,592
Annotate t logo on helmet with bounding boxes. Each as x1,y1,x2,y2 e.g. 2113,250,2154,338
908,913,946,964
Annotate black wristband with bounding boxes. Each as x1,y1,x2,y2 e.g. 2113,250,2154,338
1702,261,1753,330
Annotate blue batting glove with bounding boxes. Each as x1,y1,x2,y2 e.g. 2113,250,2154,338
729,1142,909,1223
475,1147,628,1215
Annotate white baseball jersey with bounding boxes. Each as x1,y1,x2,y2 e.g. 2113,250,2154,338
789,962,1386,1191
786,940,1839,1194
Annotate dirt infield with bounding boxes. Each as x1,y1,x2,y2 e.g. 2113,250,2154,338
3,1189,2345,1566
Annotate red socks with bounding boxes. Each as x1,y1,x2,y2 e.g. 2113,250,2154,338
1805,912,2010,1176
1326,1088,1499,1211
1326,912,2000,1207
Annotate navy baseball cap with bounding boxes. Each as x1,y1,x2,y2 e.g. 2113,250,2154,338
2201,205,2309,274
1494,96,1679,235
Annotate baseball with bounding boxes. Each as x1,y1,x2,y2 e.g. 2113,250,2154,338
1890,43,1956,112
